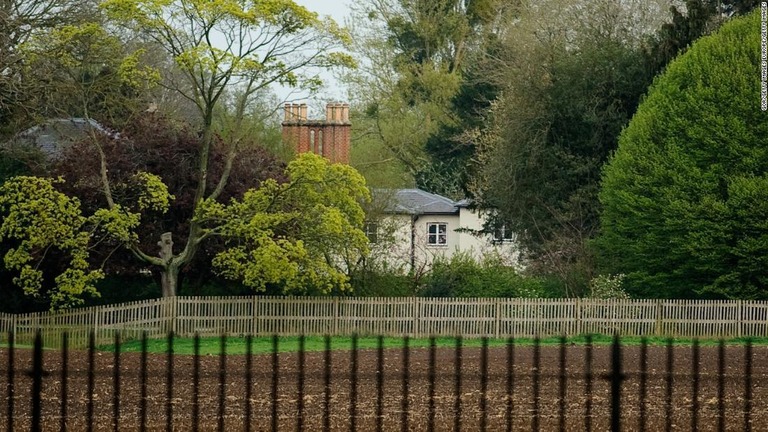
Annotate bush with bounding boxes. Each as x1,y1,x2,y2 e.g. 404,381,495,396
597,11,768,299
587,274,629,299
349,266,416,297
420,252,549,298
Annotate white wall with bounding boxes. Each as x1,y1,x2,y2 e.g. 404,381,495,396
368,209,520,273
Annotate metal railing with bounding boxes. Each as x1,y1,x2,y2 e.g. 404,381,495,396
1,331,764,431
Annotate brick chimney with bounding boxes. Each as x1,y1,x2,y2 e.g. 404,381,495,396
281,102,351,164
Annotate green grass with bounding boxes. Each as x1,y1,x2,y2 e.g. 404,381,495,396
97,334,768,355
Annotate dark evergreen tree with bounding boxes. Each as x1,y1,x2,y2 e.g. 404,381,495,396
597,11,768,299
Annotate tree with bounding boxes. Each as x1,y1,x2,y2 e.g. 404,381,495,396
20,21,159,126
0,176,103,309
471,0,668,294
93,0,354,296
643,0,758,76
344,0,503,196
0,0,110,138
205,152,370,294
50,114,286,290
597,11,768,299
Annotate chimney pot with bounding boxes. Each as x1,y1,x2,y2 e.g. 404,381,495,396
282,101,351,163
299,103,308,121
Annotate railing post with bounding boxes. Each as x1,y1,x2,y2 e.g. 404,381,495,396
92,307,100,345
171,296,178,335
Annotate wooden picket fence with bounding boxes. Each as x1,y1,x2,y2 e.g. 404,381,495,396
2,296,768,348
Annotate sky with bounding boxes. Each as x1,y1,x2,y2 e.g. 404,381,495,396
273,1,355,107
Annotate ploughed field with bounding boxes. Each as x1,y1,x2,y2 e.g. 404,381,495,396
1,344,767,431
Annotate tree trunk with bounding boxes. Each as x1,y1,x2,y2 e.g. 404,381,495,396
158,232,178,297
160,264,179,297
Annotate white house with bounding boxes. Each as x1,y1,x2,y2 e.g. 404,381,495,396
365,188,519,273
280,103,519,272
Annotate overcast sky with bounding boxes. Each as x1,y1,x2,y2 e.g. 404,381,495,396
273,1,355,107
296,0,353,23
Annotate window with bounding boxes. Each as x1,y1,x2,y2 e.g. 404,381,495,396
364,221,379,243
309,130,315,152
318,130,323,156
427,222,447,246
493,225,516,244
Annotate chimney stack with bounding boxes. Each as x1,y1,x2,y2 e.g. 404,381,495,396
281,102,351,164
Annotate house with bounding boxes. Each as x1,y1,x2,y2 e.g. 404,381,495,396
3,118,113,159
282,102,519,272
365,188,518,273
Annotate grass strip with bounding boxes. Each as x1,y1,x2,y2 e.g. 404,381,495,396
97,334,768,355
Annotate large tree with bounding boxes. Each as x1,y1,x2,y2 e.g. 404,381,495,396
92,0,354,296
597,11,768,299
0,0,98,135
345,0,503,196
50,114,285,289
471,0,668,294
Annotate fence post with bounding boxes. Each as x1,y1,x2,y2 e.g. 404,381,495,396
738,300,743,338
252,296,259,336
494,298,501,339
576,298,582,336
654,300,663,337
171,296,178,335
92,307,100,345
12,314,17,342
414,297,421,338
333,297,339,336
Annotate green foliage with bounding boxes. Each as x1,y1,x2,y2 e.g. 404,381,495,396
101,0,353,119
597,11,768,299
643,0,758,76
345,0,503,195
204,153,370,294
472,0,717,294
420,252,548,298
587,274,629,299
0,177,103,309
349,262,416,297
470,0,759,296
20,21,158,125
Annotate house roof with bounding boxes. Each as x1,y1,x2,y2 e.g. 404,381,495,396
375,188,461,215
6,118,112,158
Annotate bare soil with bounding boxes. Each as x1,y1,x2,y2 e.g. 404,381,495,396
1,344,766,431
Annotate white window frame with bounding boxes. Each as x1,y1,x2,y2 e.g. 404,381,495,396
427,222,448,246
493,224,516,244
364,221,379,244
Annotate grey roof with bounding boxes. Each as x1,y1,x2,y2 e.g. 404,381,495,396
374,188,460,215
6,118,112,158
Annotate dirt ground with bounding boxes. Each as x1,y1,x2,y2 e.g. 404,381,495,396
1,344,766,431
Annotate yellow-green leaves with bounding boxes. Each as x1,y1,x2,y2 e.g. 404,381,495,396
90,205,140,244
101,0,352,123
118,49,161,89
212,153,370,294
0,177,102,309
131,172,174,212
